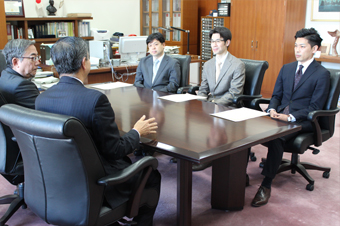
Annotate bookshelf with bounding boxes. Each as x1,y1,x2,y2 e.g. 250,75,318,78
5,17,93,54
140,0,198,55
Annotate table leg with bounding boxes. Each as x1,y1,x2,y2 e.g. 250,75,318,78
211,149,248,210
177,159,192,226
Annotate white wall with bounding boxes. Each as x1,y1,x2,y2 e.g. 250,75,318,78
305,0,340,69
23,0,141,36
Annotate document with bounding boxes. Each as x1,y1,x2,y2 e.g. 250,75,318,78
211,107,269,122
158,94,207,102
91,82,133,90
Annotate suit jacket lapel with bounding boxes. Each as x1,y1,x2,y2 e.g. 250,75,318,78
293,60,317,93
147,56,154,83
286,62,297,95
154,55,168,84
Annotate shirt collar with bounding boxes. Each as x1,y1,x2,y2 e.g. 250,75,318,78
297,57,314,74
153,53,165,64
216,51,229,67
62,75,84,84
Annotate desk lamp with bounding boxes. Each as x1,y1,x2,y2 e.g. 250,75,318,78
158,26,190,54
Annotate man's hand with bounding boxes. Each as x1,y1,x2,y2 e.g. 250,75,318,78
133,115,158,137
270,110,289,122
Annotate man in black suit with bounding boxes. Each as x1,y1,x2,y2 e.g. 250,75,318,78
35,37,161,226
134,32,181,93
0,39,40,108
251,28,330,207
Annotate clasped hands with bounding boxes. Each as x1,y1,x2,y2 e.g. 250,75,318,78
269,109,289,122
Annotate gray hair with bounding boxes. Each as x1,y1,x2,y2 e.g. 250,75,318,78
51,37,88,75
2,39,36,68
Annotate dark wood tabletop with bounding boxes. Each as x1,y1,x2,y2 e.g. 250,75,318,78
92,85,301,226
100,86,300,163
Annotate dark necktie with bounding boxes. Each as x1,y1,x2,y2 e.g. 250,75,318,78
293,65,304,90
283,65,304,115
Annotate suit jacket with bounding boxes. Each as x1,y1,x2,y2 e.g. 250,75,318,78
0,68,39,109
268,60,330,129
35,76,140,174
197,53,245,106
35,76,141,208
134,54,181,93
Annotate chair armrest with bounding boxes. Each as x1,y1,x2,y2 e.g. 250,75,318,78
97,156,158,186
233,94,262,107
188,85,200,95
307,108,340,122
307,108,340,147
177,85,192,94
250,98,271,110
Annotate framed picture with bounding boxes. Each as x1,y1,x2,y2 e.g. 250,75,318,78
4,0,25,17
319,43,331,55
311,0,340,21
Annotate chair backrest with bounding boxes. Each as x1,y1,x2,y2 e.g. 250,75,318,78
319,69,340,138
0,92,22,180
240,58,269,96
0,104,107,226
0,50,6,74
168,54,191,87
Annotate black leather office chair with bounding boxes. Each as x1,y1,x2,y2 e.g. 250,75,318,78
0,104,159,226
167,54,191,93
184,58,268,104
0,50,6,73
0,92,25,226
251,69,340,191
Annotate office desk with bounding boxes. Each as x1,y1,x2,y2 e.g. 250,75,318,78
93,85,301,226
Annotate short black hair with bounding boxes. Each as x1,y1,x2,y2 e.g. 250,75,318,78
295,28,323,48
146,32,165,45
51,37,88,75
209,27,232,42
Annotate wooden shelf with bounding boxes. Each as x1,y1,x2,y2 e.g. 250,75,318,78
315,55,340,64
6,17,93,21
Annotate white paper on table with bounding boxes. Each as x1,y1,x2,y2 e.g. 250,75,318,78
91,82,133,90
158,94,207,102
211,107,269,122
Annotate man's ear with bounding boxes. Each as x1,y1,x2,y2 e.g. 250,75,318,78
81,57,87,69
225,40,231,48
12,57,19,68
312,45,319,54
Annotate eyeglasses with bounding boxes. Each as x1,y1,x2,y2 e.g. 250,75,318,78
210,39,224,44
18,56,41,62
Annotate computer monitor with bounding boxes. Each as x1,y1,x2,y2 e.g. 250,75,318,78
119,36,148,64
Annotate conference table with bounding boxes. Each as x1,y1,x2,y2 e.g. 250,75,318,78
91,84,301,226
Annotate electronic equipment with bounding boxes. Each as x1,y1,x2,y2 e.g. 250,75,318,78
89,40,112,67
91,29,111,41
118,36,147,64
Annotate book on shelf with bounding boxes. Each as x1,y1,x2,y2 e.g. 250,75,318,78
67,13,92,17
6,23,11,40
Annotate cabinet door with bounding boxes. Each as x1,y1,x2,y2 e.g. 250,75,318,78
141,0,150,36
229,0,257,59
151,0,160,34
161,0,171,41
141,0,160,36
255,0,285,95
172,0,182,42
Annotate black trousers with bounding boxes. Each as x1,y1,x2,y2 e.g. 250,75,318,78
133,169,161,226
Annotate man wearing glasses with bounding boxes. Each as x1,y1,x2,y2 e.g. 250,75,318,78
0,39,40,109
134,32,181,93
197,27,245,106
